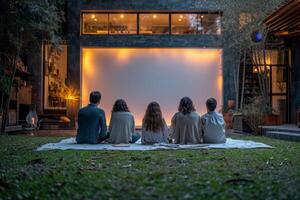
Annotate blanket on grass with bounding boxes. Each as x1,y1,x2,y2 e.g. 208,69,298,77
36,137,272,151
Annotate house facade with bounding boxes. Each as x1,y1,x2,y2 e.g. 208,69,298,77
19,0,298,129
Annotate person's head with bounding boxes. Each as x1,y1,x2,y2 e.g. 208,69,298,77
178,97,195,115
89,91,101,105
143,102,164,132
112,99,130,112
29,104,36,112
206,98,217,112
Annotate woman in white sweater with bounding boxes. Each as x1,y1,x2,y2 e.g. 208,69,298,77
141,102,169,144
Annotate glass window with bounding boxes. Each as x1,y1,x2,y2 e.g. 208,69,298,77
202,14,221,35
139,14,169,34
109,14,137,34
272,66,287,93
82,13,108,34
44,44,68,110
171,14,200,35
171,14,221,35
272,95,286,122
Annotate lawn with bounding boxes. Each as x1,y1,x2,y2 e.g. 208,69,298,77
0,135,299,200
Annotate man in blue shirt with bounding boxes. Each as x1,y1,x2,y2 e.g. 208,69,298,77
76,91,107,144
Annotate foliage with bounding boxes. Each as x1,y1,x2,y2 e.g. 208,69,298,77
222,0,286,109
0,66,11,96
0,135,299,199
240,96,279,134
0,0,66,130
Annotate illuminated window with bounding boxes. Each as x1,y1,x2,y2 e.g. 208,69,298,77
82,13,108,34
202,14,221,34
109,14,137,34
43,43,68,109
171,14,221,35
81,12,222,35
139,14,169,34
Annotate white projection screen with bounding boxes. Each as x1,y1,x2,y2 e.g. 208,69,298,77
82,48,223,126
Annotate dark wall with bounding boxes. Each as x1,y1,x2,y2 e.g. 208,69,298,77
290,38,300,122
67,0,236,108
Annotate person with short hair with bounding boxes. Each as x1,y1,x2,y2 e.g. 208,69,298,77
108,99,140,144
76,91,107,144
141,102,169,144
169,97,202,144
201,98,226,144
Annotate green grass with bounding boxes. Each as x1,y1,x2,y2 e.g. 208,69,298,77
0,135,299,200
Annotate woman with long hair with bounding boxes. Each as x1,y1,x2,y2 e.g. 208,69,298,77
141,102,168,144
169,97,202,144
108,99,140,144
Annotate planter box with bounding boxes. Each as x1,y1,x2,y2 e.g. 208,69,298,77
232,114,253,134
263,114,282,126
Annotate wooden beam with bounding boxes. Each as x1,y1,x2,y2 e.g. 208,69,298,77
266,4,300,28
267,11,300,30
264,0,300,24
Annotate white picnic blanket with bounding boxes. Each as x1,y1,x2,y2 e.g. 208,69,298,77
36,137,272,151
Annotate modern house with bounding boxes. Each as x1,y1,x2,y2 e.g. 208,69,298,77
3,0,300,130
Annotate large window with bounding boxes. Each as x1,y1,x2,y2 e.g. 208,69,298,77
82,13,108,34
43,43,68,110
139,14,169,34
82,12,221,35
109,13,137,34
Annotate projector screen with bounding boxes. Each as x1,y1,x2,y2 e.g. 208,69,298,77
82,48,222,126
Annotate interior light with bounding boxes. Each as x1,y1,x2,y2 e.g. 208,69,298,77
120,14,124,18
178,18,182,22
153,14,157,19
201,15,204,18
94,18,97,21
180,15,183,18
91,14,95,19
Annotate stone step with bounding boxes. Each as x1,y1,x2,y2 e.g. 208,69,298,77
264,131,300,142
260,125,300,134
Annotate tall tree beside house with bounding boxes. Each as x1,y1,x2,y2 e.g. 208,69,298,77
0,0,66,133
222,0,285,110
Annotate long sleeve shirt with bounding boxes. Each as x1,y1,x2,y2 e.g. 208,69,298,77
76,104,107,144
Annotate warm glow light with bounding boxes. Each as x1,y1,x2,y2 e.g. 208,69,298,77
180,15,183,18
201,15,204,18
153,14,157,19
82,48,222,126
178,18,182,22
94,18,97,21
91,14,95,19
120,14,124,18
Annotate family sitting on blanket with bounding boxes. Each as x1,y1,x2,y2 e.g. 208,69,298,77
76,91,226,145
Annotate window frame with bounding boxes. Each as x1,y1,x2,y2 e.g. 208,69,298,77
81,11,222,36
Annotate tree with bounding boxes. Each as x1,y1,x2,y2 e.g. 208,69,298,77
0,0,66,133
222,0,285,110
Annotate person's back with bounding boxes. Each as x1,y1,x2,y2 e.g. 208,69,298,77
109,112,135,144
170,97,202,144
201,98,226,144
76,91,107,144
108,99,138,144
141,102,169,144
